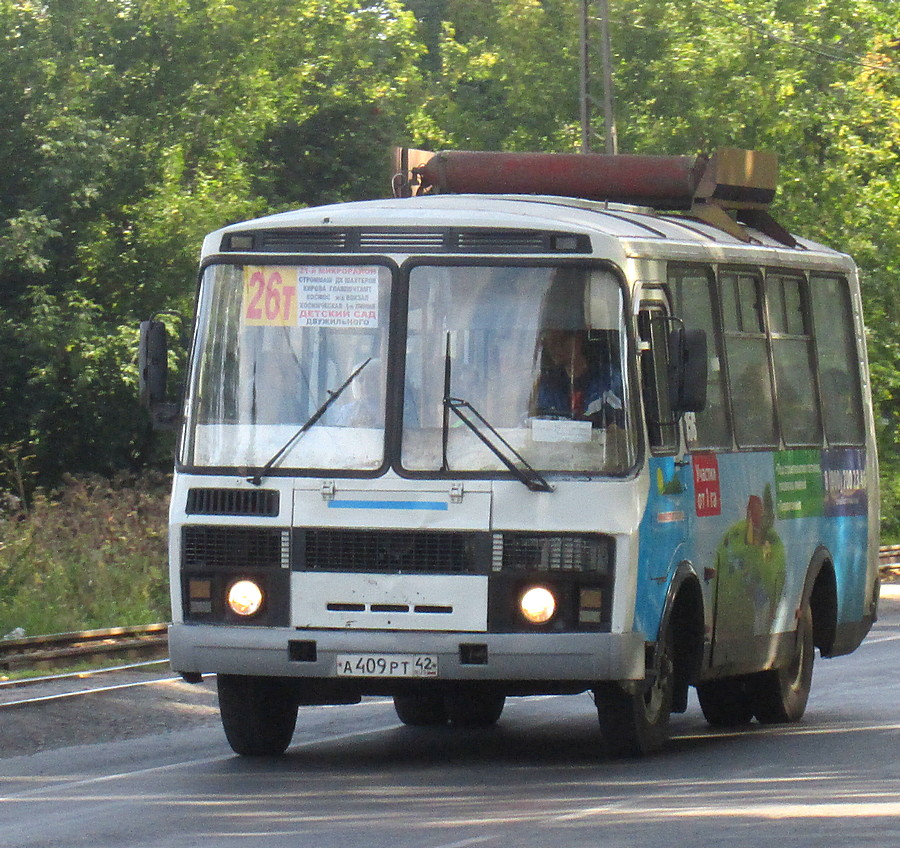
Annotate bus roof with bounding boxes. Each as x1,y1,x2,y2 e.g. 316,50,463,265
204,193,855,273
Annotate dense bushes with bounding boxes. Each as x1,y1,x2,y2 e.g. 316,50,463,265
0,473,170,636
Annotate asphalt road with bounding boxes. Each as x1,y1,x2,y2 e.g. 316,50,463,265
1,589,899,848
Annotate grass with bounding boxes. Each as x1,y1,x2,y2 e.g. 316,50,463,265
0,472,171,639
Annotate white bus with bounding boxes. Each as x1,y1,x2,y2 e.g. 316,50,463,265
142,148,880,757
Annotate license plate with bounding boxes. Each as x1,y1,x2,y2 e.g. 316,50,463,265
335,653,438,678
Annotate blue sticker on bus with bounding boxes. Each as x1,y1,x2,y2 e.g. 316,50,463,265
327,499,449,511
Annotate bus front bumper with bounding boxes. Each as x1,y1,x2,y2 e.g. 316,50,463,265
168,623,646,687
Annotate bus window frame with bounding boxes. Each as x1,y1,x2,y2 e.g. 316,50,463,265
806,271,866,448
636,287,681,457
176,253,403,480
763,269,824,449
670,262,866,456
667,262,733,452
719,266,780,451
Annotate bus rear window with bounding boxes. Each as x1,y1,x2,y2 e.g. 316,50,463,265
810,275,865,446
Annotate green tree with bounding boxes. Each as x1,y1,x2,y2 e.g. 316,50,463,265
0,0,423,496
409,0,582,150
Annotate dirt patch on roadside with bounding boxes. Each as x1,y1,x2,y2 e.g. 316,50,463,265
0,673,219,759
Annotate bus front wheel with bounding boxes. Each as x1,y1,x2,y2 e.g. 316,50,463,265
594,627,673,757
217,674,298,756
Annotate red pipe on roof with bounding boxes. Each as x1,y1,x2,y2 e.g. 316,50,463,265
417,150,709,210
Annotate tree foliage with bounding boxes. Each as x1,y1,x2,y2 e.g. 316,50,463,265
0,0,422,491
0,0,898,536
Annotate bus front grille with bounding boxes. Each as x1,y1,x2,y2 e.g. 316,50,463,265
295,529,490,574
183,526,290,570
492,533,614,573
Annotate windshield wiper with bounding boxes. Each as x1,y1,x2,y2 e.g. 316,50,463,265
443,396,553,493
439,333,551,492
247,357,372,486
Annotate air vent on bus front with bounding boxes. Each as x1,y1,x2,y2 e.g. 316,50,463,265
358,232,446,250
221,228,591,255
491,532,614,573
186,488,280,517
260,231,348,252
458,230,546,251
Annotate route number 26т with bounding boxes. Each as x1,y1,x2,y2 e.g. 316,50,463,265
243,267,297,326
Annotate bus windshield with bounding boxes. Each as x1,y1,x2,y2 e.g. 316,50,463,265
401,264,635,476
181,261,635,477
182,262,392,472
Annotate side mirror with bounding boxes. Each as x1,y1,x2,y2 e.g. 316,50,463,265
668,327,707,413
139,320,168,406
139,320,180,429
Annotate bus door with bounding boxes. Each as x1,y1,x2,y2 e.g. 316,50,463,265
634,292,694,644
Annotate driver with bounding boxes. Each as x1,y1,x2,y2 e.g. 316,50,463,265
534,329,623,426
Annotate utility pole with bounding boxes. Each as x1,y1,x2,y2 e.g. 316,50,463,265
579,0,591,153
598,0,618,154
578,0,618,154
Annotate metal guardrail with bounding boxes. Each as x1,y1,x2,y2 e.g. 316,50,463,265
879,544,900,566
0,546,898,674
0,623,168,673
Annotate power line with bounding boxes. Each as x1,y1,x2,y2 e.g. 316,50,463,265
610,0,898,76
687,0,898,75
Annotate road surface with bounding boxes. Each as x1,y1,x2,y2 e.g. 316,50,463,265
1,588,898,848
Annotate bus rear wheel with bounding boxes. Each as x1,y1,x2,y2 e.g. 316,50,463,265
445,690,506,727
751,600,814,724
595,627,673,757
696,677,755,726
393,692,448,726
217,674,298,756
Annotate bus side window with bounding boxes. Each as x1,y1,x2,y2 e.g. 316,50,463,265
638,306,678,453
767,274,822,447
721,272,778,448
669,265,730,448
810,275,865,445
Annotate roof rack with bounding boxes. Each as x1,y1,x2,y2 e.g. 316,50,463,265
391,146,797,247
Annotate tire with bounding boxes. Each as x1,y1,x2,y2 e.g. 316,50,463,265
217,674,298,756
595,625,673,757
393,692,448,726
445,690,506,727
751,600,815,724
696,677,755,727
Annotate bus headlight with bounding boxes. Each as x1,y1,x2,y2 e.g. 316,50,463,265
227,579,264,617
519,586,557,625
